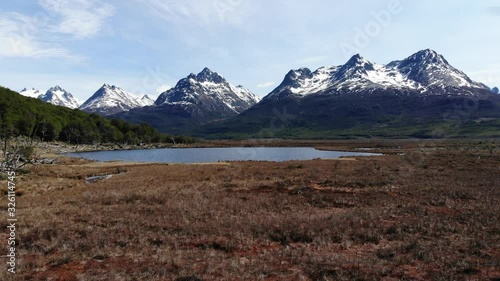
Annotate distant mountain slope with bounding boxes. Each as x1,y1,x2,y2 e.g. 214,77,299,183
265,49,487,102
20,88,43,99
114,68,259,134
40,86,80,109
79,84,143,115
138,95,155,107
19,86,80,109
201,49,500,139
155,67,259,114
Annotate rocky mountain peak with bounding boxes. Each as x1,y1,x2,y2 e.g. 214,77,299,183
336,54,376,78
50,85,63,91
19,88,42,99
79,84,142,115
397,49,448,69
154,68,258,115
279,68,312,89
39,86,80,109
195,67,225,84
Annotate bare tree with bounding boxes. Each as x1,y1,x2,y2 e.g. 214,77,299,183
0,116,40,172
0,136,38,172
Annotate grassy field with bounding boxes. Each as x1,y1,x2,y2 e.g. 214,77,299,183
1,140,499,280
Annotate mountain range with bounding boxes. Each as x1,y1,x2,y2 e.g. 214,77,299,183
20,84,155,113
20,68,259,125
266,49,486,101
17,49,500,138
20,86,80,109
204,49,500,138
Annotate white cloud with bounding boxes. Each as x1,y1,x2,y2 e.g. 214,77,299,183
0,0,114,60
138,0,210,26
256,81,275,88
0,13,83,60
137,0,261,29
39,0,116,39
156,84,172,94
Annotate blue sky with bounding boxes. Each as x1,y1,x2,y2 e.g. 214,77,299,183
0,0,499,102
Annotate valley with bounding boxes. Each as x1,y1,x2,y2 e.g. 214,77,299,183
3,2,500,280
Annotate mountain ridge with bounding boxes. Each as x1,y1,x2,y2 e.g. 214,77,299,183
13,49,500,138
265,49,487,102
79,84,143,115
201,49,500,138
113,68,260,134
155,67,259,113
20,86,80,109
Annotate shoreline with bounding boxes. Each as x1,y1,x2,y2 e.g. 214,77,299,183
39,137,468,154
38,138,494,165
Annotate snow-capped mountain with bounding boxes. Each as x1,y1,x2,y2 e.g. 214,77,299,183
113,68,260,134
20,88,43,99
388,49,486,89
266,49,488,100
155,67,259,114
137,95,155,107
234,84,261,104
19,86,79,108
208,49,500,138
39,86,80,109
80,84,143,115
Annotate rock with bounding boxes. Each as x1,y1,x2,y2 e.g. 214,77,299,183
85,175,113,184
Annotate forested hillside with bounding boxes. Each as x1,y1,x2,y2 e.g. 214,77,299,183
0,86,194,145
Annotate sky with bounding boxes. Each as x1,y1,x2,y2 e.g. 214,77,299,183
0,0,499,102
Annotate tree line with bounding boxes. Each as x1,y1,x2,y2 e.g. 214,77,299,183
0,86,196,145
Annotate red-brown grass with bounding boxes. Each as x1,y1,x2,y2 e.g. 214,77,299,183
0,140,499,280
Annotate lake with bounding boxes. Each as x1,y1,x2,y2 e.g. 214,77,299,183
67,147,379,164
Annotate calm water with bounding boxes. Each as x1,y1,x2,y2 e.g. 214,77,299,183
67,147,379,164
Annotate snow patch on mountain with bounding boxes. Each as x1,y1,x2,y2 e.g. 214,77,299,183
156,68,259,114
80,84,143,115
231,85,261,103
391,49,485,89
20,88,43,99
268,49,488,100
288,66,338,95
137,95,155,107
19,86,79,108
40,86,80,109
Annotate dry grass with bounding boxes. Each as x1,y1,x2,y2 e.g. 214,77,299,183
1,140,499,280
